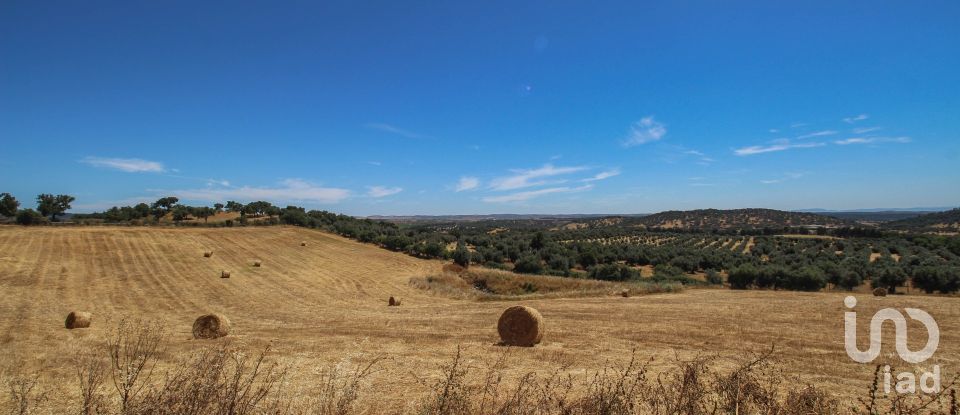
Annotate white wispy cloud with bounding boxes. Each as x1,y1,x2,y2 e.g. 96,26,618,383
796,130,838,139
760,172,806,185
769,129,779,133
834,136,911,145
853,126,882,134
734,141,825,156
367,161,382,166
683,149,715,164
482,185,593,203
170,179,350,204
366,123,426,139
366,186,403,197
489,164,587,191
623,116,666,147
81,157,166,173
580,169,621,182
454,176,480,192
790,122,808,128
843,114,869,123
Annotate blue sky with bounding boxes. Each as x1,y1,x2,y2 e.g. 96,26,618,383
1,1,958,215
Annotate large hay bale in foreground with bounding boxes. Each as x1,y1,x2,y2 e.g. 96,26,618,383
873,287,888,297
203,251,213,258
497,306,544,347
65,311,92,329
388,296,401,306
192,314,231,339
221,270,231,278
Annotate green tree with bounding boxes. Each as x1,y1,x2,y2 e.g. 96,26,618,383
151,197,179,220
193,206,215,222
36,193,75,221
16,208,45,225
0,193,19,217
226,201,246,218
452,242,471,268
213,203,224,213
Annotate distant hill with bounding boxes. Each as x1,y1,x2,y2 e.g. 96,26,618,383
883,208,960,232
817,211,933,223
622,208,854,230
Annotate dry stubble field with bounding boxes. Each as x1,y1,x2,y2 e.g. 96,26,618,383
0,225,958,411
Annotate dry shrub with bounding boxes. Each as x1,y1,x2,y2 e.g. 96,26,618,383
497,306,544,347
858,364,960,415
873,287,888,297
192,314,230,339
203,251,213,258
73,348,107,415
416,346,844,415
388,296,401,306
130,344,285,415
3,369,48,415
65,311,92,329
221,270,231,278
107,318,165,412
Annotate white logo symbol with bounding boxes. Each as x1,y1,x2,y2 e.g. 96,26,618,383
844,296,939,364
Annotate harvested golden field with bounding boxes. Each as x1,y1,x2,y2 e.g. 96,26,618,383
1,226,958,412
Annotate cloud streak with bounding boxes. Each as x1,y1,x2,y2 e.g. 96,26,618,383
454,176,480,192
81,157,166,173
623,116,666,147
580,169,621,182
482,185,593,203
843,114,869,123
366,123,426,139
834,136,911,145
366,186,403,197
489,164,587,191
734,141,825,156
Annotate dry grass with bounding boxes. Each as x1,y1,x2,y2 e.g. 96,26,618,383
410,268,682,301
1,226,959,412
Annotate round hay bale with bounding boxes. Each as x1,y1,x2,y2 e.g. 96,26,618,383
388,296,401,306
497,306,544,347
873,287,888,297
192,314,231,339
203,251,213,258
300,241,307,247
620,289,630,298
221,270,231,278
253,261,261,267
65,311,92,329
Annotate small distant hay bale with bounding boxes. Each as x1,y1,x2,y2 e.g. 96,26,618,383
253,260,261,267
620,289,631,298
497,306,544,347
203,251,213,258
192,314,230,339
389,296,401,306
300,241,307,246
442,263,465,274
221,270,231,278
65,311,92,329
873,287,888,297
